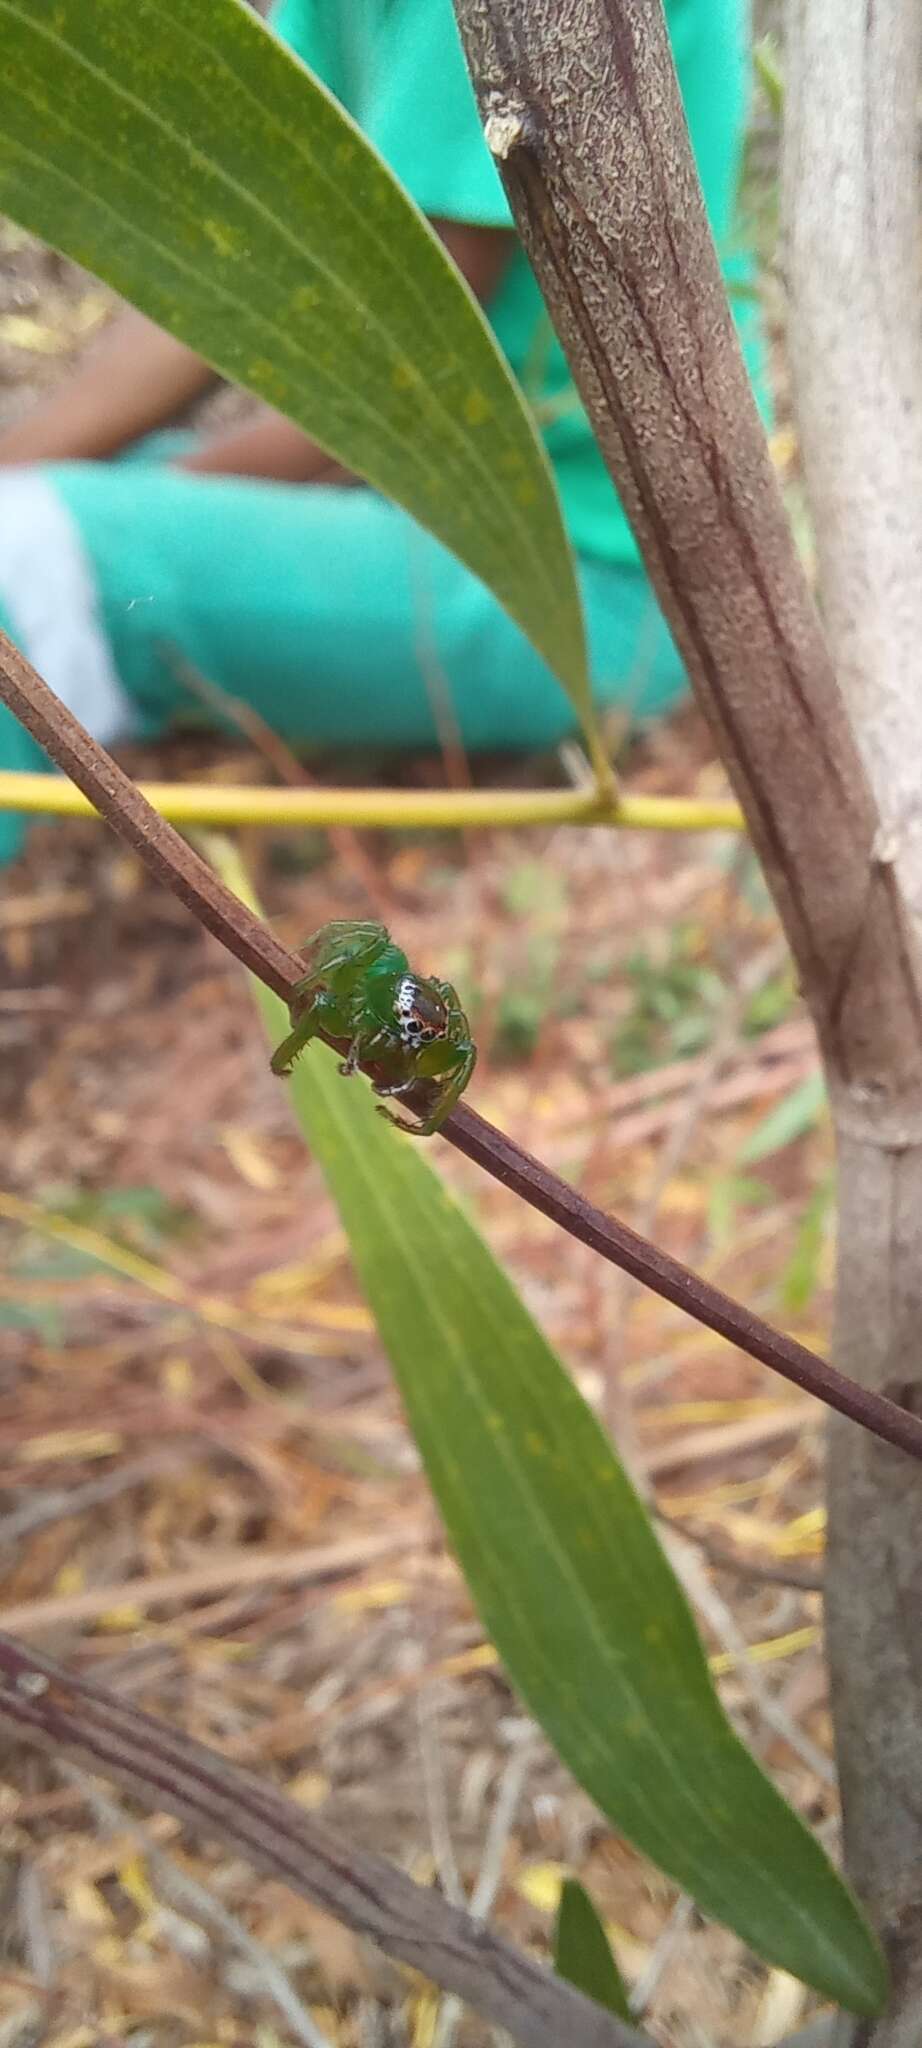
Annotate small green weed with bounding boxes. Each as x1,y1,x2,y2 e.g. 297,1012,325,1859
612,925,724,1075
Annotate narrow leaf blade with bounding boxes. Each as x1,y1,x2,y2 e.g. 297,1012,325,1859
554,1879,632,2022
740,1071,827,1163
0,0,591,733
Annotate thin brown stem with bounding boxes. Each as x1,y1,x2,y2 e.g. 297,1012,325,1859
0,633,295,1000
5,633,922,1464
446,1104,922,1458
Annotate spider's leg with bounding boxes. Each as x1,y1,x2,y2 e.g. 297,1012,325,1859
373,1070,447,1135
371,1068,418,1099
270,990,334,1075
271,1008,321,1075
410,1044,476,1135
368,1068,421,1132
339,1022,392,1076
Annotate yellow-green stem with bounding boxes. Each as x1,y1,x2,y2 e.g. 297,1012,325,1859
0,769,743,835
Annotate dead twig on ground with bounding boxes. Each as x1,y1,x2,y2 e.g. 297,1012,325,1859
0,1631,649,2048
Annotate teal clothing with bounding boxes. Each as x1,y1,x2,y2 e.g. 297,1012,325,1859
271,0,764,567
0,453,682,862
52,460,685,747
0,0,765,866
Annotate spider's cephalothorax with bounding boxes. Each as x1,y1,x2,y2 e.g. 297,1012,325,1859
270,921,476,1136
395,973,444,1051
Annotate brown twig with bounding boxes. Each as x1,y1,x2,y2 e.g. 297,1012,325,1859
5,632,922,1465
0,1633,646,2048
0,635,296,1000
0,1529,411,1637
445,1105,922,1460
658,1516,824,1594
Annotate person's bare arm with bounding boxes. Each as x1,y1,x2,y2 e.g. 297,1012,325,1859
0,221,513,480
177,220,514,481
175,409,352,482
0,308,219,466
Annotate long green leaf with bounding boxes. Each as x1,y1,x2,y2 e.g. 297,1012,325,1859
216,858,884,2015
554,1879,632,2023
0,0,592,736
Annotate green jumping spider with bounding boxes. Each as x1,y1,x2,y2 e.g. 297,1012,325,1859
271,920,476,1136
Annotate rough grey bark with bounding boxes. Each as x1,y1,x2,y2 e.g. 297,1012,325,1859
453,0,922,1114
783,6,922,2042
783,1,922,912
452,0,922,2035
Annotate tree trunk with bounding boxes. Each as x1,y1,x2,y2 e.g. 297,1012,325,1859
454,0,922,2035
783,4,922,2038
826,1145,922,2048
452,0,922,1092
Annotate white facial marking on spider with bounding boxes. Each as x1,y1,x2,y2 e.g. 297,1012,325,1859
395,975,442,1049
